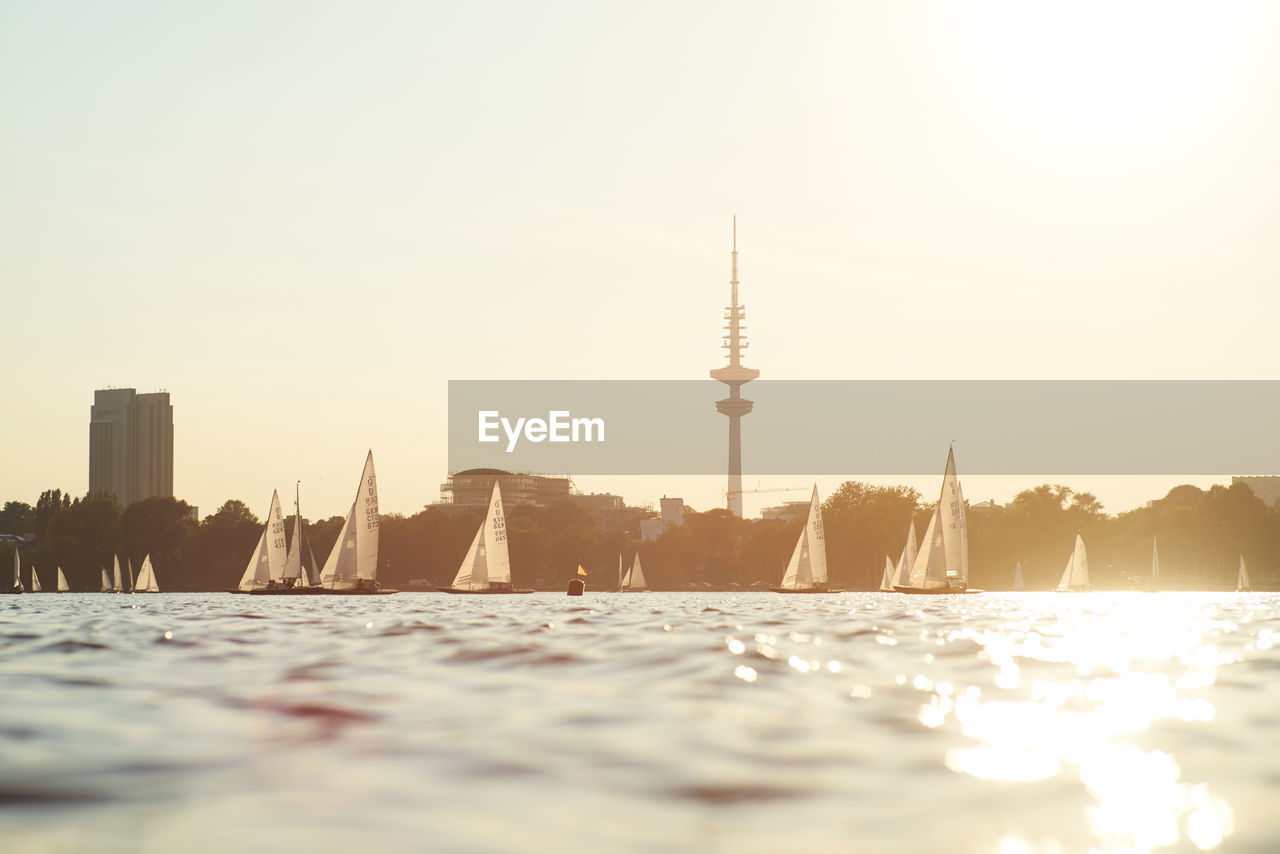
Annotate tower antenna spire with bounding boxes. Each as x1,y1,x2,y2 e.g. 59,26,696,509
710,216,759,517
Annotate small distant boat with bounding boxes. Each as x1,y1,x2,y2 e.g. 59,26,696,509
1151,535,1160,590
31,565,43,593
1237,555,1251,592
441,481,532,594
107,555,125,593
1013,562,1024,591
879,555,895,592
100,568,111,593
895,447,980,594
317,451,396,595
1055,534,1090,591
56,567,69,593
230,491,288,594
7,549,25,594
620,553,649,592
770,485,837,593
133,554,160,593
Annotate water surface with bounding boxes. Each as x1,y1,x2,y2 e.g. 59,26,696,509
2,592,1277,852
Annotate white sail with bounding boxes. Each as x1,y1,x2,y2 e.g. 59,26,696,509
1056,534,1089,590
31,566,42,593
618,553,624,590
625,554,648,591
112,556,123,592
906,505,950,590
283,483,319,584
319,452,381,590
879,556,895,592
938,447,968,585
239,491,288,591
779,523,814,590
450,480,509,590
894,519,918,587
1238,556,1251,591
128,559,135,593
11,549,17,589
135,554,159,592
56,567,69,592
778,485,826,590
1013,562,1024,591
100,568,110,592
1152,536,1160,585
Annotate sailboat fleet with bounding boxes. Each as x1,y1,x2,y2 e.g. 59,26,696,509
3,447,1273,595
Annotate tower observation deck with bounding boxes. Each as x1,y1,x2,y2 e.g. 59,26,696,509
710,217,759,517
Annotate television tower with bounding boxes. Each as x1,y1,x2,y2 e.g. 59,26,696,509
710,217,759,517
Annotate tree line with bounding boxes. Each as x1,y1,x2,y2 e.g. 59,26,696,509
1,480,1275,591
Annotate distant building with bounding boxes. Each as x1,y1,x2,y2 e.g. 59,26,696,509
640,496,689,541
438,469,572,510
1233,476,1280,508
89,389,173,507
760,501,808,523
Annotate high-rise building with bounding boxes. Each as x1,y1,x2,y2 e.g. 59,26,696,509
89,389,174,506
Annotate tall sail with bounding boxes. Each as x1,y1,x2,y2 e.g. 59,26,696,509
56,567,69,592
938,447,968,585
127,559,135,593
135,554,159,593
1238,556,1251,591
894,519,918,587
1056,534,1089,590
319,452,381,590
100,568,110,592
879,556,895,592
283,483,319,585
804,486,827,585
625,554,648,591
11,549,17,589
1013,562,1024,591
905,506,950,590
450,481,509,590
112,556,123,592
618,553,624,591
239,491,287,591
31,566,42,593
1152,536,1160,585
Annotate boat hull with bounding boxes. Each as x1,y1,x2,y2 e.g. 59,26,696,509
893,585,982,594
317,588,399,595
438,587,534,594
247,587,326,596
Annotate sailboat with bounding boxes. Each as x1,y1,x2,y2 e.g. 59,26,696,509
56,567,69,593
441,481,532,593
134,554,160,593
1151,535,1160,590
107,555,125,593
895,447,979,594
620,553,649,592
5,550,24,594
891,519,918,589
230,491,288,593
1012,562,1024,591
252,483,323,595
1237,555,1251,592
318,451,396,595
31,566,43,593
617,553,624,591
100,568,111,593
1055,534,1090,591
879,556,896,592
770,485,836,593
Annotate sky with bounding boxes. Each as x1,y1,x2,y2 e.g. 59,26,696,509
2,1,1278,522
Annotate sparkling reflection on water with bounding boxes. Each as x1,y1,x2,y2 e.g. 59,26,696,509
1,592,1277,853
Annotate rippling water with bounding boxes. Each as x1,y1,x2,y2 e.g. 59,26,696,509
2,592,1278,853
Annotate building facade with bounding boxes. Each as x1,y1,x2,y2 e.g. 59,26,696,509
89,389,174,506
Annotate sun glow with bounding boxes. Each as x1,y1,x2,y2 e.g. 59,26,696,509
969,1,1250,145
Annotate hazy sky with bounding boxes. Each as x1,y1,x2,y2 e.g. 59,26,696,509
3,1,1277,522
